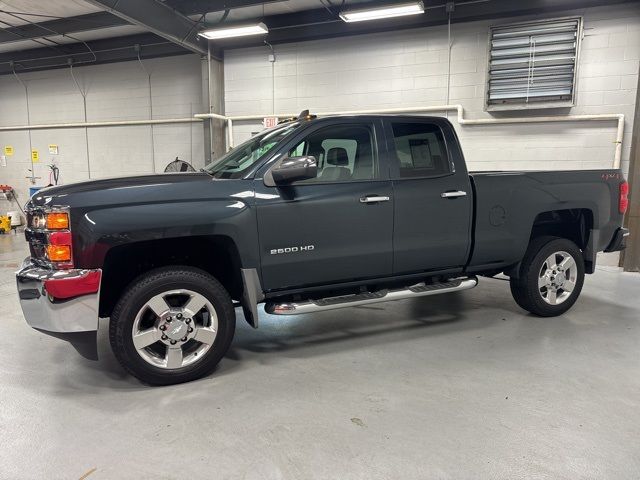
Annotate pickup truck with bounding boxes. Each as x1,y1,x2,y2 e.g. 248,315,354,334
16,114,629,385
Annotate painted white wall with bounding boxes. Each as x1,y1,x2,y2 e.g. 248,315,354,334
0,54,204,209
224,3,640,175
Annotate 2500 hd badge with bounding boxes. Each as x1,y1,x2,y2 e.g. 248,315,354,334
270,245,315,255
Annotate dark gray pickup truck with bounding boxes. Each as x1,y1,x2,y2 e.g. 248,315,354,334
16,114,629,385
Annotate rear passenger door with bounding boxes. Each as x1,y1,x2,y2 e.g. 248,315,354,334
384,118,473,274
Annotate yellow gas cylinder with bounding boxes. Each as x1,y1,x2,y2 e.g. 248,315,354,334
0,215,10,234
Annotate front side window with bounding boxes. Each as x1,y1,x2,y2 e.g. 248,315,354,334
287,124,376,183
204,122,300,179
391,122,450,179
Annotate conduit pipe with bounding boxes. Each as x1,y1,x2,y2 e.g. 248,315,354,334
11,65,36,184
70,64,92,178
195,105,625,169
136,48,155,171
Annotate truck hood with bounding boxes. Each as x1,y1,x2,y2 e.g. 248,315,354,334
28,173,251,209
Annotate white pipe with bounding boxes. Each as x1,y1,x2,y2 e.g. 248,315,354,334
614,114,625,169
194,112,232,121
0,117,202,131
207,43,214,161
195,112,235,150
1,105,622,168
227,118,234,152
195,105,625,168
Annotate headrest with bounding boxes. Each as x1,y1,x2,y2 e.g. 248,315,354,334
326,147,349,166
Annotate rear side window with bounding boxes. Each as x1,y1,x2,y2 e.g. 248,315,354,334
391,123,450,178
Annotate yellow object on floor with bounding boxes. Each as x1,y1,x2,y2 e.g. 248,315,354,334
0,215,10,233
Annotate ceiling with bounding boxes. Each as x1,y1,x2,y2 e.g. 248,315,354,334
0,0,637,75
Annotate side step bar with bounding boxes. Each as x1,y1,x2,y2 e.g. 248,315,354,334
265,276,478,315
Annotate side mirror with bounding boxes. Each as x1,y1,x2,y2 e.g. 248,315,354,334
271,156,318,185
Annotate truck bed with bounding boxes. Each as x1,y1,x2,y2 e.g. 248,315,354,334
467,169,624,273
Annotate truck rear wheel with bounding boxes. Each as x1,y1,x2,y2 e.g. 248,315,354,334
109,266,235,385
509,236,585,317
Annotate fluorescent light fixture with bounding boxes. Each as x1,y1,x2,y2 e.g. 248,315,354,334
339,1,424,22
199,22,268,40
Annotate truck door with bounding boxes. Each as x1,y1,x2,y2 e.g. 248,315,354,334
254,119,394,291
383,118,473,274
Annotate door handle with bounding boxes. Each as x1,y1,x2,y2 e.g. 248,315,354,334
441,190,467,199
360,195,390,203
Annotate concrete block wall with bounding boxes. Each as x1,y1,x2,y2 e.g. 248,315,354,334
0,54,204,209
224,3,640,176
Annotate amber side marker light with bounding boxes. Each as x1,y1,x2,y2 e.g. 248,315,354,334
46,244,71,262
46,212,69,230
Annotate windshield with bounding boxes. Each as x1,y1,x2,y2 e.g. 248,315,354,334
203,122,300,179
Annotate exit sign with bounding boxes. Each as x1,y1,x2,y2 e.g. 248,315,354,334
263,117,278,128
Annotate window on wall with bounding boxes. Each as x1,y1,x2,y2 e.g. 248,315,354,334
487,17,582,110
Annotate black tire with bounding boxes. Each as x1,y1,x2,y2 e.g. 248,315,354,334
509,236,585,317
109,266,235,386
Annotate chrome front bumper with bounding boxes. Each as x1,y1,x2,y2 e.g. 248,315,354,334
16,257,102,360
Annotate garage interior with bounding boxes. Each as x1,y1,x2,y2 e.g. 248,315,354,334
1,0,640,478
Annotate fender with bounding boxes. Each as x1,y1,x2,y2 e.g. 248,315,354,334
73,199,260,270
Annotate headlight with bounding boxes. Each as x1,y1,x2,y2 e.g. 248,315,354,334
31,213,46,229
30,211,69,230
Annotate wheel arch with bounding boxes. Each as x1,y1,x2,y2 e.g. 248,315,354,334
506,208,595,278
98,235,243,318
529,208,594,250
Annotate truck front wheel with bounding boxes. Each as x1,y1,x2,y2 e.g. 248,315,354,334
109,266,235,385
509,236,585,317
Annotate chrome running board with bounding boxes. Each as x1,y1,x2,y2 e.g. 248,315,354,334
265,276,478,315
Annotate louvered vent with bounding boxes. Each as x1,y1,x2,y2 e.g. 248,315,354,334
487,17,582,109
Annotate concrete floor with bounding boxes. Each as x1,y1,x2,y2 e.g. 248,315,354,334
1,232,639,480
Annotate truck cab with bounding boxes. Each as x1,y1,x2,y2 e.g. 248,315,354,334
245,115,473,291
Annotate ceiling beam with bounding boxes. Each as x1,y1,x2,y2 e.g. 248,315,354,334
84,0,207,54
0,0,287,46
164,0,286,14
0,33,192,75
0,12,128,45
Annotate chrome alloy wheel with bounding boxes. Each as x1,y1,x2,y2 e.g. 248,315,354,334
538,251,578,306
131,289,218,369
